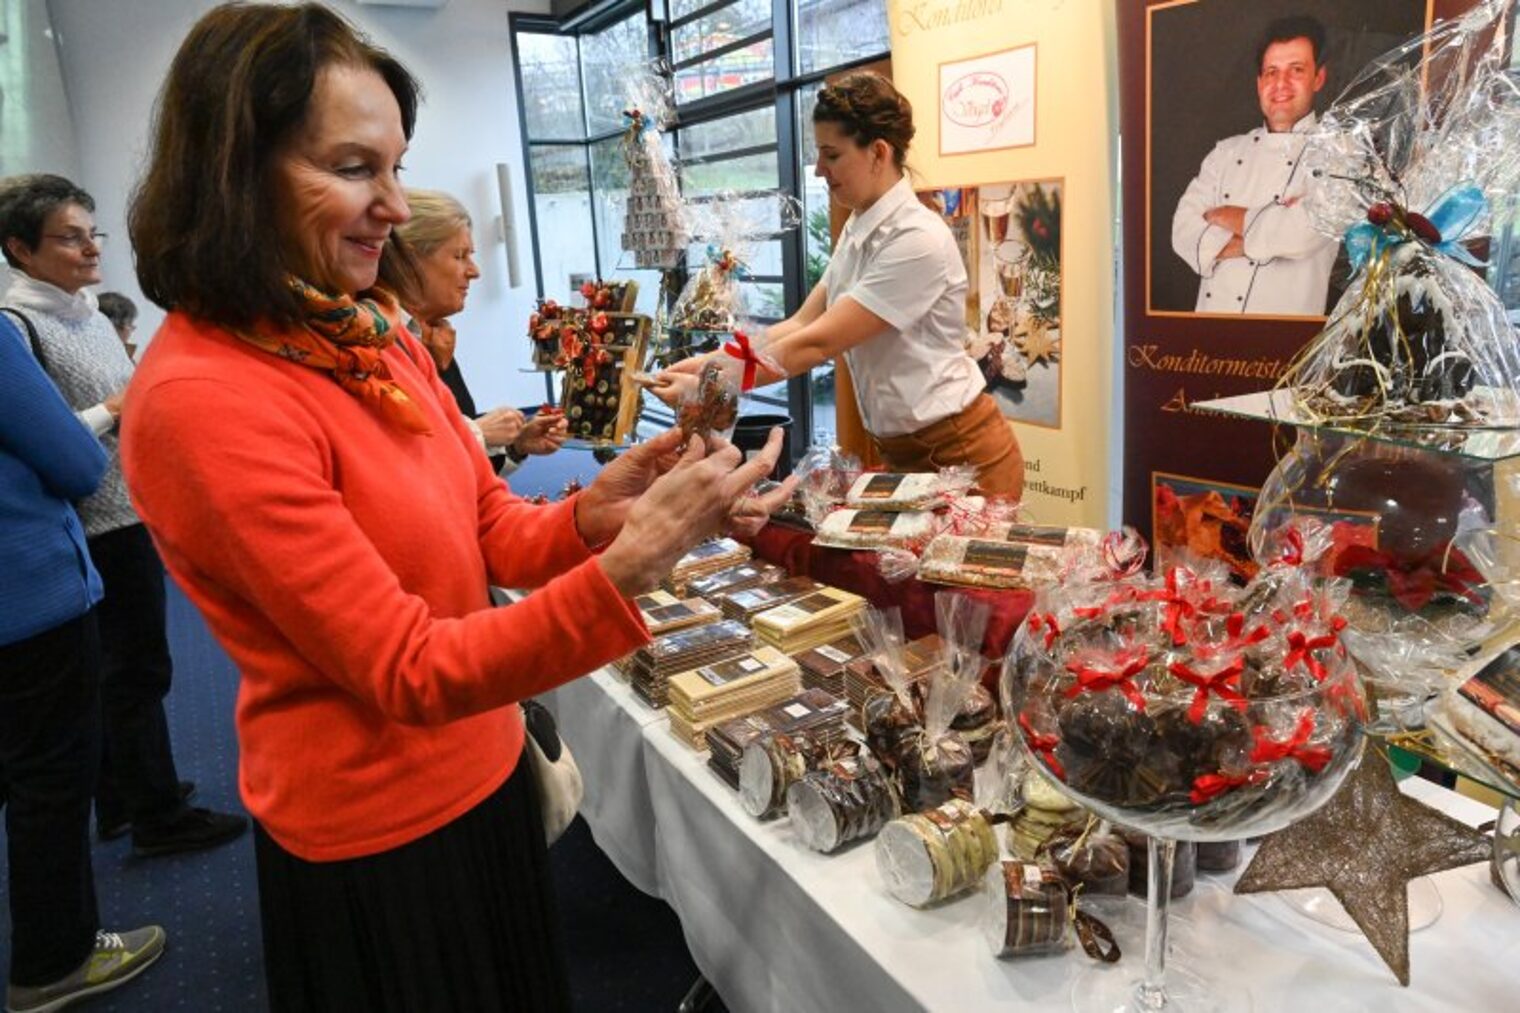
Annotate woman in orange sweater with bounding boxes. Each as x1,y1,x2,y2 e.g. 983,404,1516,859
119,4,788,1010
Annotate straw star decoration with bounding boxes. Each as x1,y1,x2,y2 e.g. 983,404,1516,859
1016,323,1060,366
1233,750,1491,986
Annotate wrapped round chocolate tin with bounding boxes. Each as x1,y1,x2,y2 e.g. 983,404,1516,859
739,732,856,821
786,755,898,854
874,798,1000,907
981,860,1070,957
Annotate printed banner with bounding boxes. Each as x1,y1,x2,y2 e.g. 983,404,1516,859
1118,0,1464,546
890,0,1113,528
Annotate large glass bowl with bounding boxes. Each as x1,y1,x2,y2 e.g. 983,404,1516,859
1007,636,1366,1012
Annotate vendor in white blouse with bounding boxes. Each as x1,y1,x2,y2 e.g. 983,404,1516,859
653,72,1023,497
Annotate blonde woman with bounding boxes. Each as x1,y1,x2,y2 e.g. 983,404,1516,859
389,188,566,474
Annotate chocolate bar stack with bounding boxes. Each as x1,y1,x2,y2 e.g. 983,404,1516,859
792,633,868,699
714,576,823,623
666,646,803,750
686,560,786,600
752,586,867,655
664,539,751,596
628,619,754,709
704,689,850,790
633,590,721,636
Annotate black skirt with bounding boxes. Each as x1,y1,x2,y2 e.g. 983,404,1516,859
254,763,571,1013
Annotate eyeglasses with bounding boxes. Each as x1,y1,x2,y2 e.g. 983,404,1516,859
43,230,108,249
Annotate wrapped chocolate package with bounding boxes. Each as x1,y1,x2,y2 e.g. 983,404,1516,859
637,594,721,636
715,576,823,623
1287,0,1520,428
739,732,859,820
844,471,972,511
787,754,900,854
617,69,689,269
677,361,740,447
1195,839,1242,874
952,684,1000,765
705,688,849,790
1038,817,1129,898
793,444,862,528
1006,769,1086,860
751,586,867,654
628,619,754,709
846,633,945,733
981,860,1121,963
892,593,990,812
666,645,802,749
793,633,867,698
853,607,920,770
1117,828,1196,900
665,538,751,596
919,535,1067,590
813,508,940,553
875,798,1001,907
686,561,786,601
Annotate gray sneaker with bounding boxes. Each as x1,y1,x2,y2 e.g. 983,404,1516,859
5,927,166,1012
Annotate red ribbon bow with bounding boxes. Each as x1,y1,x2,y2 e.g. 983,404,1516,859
1250,711,1332,773
1168,657,1247,724
722,331,762,392
1190,768,1269,805
1284,629,1340,682
1334,543,1485,612
1140,569,1198,646
1018,712,1065,780
1065,648,1151,712
1027,612,1061,651
1195,611,1271,663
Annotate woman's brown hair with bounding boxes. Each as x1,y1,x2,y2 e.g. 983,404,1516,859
130,2,421,330
813,72,915,169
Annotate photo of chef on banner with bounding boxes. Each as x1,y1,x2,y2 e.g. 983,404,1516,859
1147,0,1428,318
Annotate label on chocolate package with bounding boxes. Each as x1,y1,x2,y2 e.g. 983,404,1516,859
765,592,840,625
698,655,767,687
858,474,907,500
848,510,899,534
814,644,855,665
1004,525,1069,548
963,541,1030,572
784,702,814,720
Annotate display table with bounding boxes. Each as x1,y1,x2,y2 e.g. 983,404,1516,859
543,660,1515,1013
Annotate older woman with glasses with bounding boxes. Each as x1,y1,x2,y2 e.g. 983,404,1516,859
0,173,247,861
121,3,790,1009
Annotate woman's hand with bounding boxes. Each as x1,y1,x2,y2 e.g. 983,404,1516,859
596,428,793,596
573,428,686,547
477,407,526,448
513,412,568,456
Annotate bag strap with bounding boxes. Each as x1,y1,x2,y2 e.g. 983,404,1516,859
1,307,47,370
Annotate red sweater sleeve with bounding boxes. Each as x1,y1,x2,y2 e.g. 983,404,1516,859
124,374,648,726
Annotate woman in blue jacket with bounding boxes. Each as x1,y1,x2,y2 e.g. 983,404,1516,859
0,312,164,1012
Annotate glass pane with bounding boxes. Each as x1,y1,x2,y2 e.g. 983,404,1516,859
529,146,597,305
797,83,832,292
811,363,837,445
679,106,777,161
741,281,785,320
682,151,780,194
518,32,584,140
671,0,710,19
672,0,771,65
588,137,666,315
675,38,773,104
795,0,890,75
582,13,650,136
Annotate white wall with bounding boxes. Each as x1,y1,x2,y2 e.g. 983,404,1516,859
45,0,551,408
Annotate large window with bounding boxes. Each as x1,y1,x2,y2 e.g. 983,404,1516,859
511,0,891,452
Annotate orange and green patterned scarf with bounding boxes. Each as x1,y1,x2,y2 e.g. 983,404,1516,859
239,278,432,435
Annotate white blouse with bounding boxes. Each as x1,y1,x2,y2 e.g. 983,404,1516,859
822,176,985,438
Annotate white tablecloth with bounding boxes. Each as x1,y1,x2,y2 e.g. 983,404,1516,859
543,663,1518,1011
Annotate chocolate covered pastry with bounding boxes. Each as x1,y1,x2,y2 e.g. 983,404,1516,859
895,729,976,814
1039,818,1130,898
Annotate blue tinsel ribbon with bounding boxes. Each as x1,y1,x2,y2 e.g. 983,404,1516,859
706,244,751,280
1343,184,1489,272
622,108,655,136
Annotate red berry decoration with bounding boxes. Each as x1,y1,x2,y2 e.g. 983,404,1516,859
1405,211,1442,244
589,312,609,335
1366,202,1394,226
